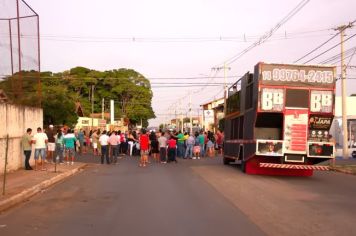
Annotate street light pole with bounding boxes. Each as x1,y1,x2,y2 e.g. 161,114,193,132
336,22,353,159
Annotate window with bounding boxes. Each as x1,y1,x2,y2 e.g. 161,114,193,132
285,89,309,108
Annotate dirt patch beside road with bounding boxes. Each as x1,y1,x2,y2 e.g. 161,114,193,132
192,165,356,236
330,165,356,175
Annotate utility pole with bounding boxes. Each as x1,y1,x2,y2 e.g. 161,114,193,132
91,85,94,129
189,91,193,134
110,99,114,124
212,62,231,129
175,107,177,131
335,22,353,159
101,98,104,120
180,100,184,133
212,64,231,116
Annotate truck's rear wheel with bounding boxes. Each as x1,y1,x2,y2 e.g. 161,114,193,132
223,157,232,165
241,160,246,173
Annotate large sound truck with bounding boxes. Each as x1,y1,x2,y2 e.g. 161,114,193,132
223,62,336,176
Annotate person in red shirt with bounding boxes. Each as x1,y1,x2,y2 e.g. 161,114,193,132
167,135,177,163
216,130,224,155
139,129,149,167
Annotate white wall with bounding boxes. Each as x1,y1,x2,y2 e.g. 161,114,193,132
0,103,43,173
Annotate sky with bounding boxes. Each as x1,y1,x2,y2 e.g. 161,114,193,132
22,0,356,126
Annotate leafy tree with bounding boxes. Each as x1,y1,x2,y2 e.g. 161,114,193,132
0,67,155,127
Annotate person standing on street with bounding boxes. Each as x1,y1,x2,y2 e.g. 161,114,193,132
176,131,186,158
149,131,159,162
127,131,136,156
78,129,85,154
158,132,168,163
198,131,205,157
120,131,127,155
55,129,65,164
206,131,215,157
216,130,224,155
22,128,33,170
99,130,110,164
32,127,48,171
91,130,99,156
167,135,177,163
185,133,195,159
116,130,122,156
193,131,201,159
46,124,56,163
63,129,77,165
109,131,119,164
139,129,149,167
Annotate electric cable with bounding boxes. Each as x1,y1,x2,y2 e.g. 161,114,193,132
217,0,310,66
302,33,356,64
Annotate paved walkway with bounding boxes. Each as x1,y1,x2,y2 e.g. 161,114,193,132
0,162,86,212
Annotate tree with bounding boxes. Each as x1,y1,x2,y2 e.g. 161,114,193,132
0,67,155,127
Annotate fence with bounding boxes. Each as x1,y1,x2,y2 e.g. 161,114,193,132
0,0,40,105
0,103,42,174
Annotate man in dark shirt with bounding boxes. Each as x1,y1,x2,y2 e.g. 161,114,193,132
46,125,56,163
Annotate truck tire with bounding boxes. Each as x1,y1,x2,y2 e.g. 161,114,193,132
223,157,231,165
241,160,246,173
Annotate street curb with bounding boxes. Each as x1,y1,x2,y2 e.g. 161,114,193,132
0,164,88,213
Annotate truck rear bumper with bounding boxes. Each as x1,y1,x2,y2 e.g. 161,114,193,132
259,163,329,171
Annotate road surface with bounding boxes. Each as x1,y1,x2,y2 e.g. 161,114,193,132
1,154,356,236
0,155,264,236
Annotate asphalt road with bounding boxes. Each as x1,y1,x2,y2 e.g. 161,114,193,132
0,155,264,236
192,162,356,236
1,153,356,236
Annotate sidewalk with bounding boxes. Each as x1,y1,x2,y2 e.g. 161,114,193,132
327,149,356,175
0,162,87,212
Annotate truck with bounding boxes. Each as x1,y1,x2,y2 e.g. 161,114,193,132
223,62,336,176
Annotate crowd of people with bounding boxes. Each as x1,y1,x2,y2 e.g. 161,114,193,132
22,125,224,170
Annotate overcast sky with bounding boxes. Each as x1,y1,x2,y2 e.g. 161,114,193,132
26,0,356,126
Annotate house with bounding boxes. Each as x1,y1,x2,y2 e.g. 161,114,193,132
200,97,225,132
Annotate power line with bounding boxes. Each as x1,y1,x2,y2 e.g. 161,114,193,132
329,52,356,65
152,84,226,88
295,20,356,64
346,48,356,67
151,82,232,85
302,33,356,64
0,74,240,80
218,0,310,66
294,32,341,63
0,28,335,43
319,46,356,64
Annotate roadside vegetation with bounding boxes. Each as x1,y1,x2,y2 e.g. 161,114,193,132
0,67,155,127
